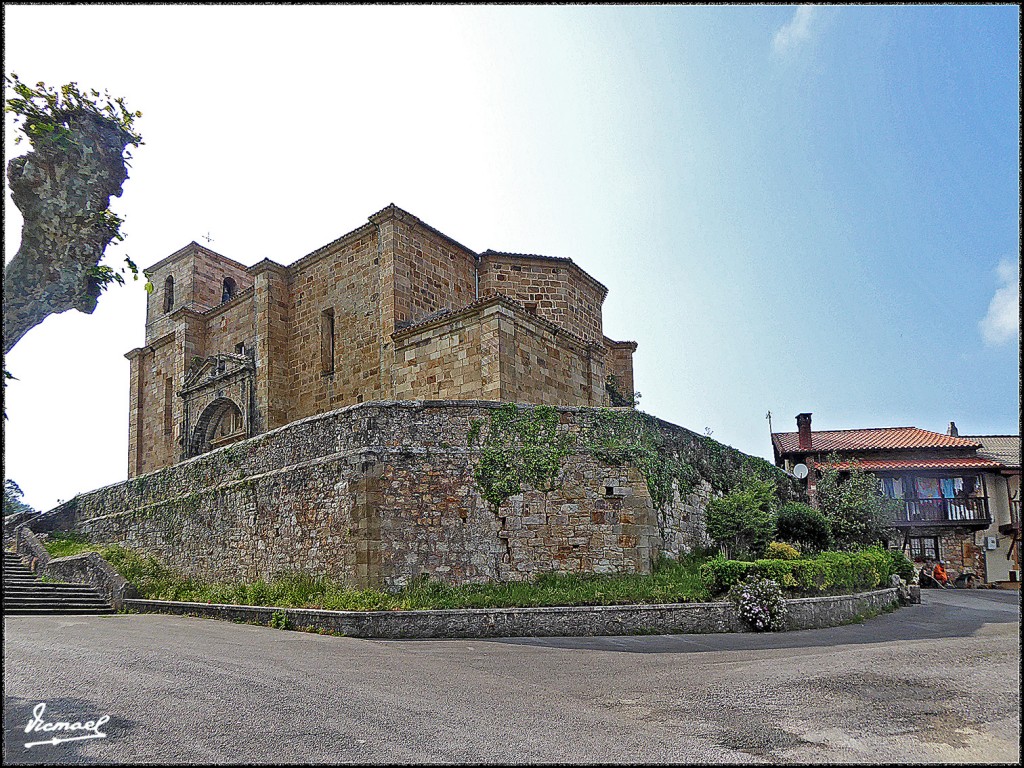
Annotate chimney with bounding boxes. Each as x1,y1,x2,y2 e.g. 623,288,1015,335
796,413,813,451
947,421,958,437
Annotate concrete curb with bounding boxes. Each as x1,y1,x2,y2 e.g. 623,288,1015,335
122,587,900,638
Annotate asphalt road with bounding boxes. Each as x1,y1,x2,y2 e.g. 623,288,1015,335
3,589,1020,764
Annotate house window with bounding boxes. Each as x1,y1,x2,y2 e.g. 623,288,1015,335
320,308,335,374
163,276,174,313
222,277,237,303
907,536,939,561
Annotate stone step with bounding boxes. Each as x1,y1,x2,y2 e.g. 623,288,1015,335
3,597,113,609
4,610,114,617
4,593,103,598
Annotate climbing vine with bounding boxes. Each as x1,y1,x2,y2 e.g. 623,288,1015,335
467,404,797,514
582,409,701,510
469,403,572,510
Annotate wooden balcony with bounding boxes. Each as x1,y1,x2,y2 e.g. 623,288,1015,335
894,497,990,529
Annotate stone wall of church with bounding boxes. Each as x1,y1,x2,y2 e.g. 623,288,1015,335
479,253,606,343
390,213,478,330
285,225,387,420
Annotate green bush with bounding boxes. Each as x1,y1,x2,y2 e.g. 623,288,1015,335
699,557,754,596
701,547,900,597
775,502,832,554
885,547,916,583
788,559,828,591
705,478,777,560
766,541,800,560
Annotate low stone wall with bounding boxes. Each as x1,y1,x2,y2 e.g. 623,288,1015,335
783,588,899,630
40,553,138,608
30,400,802,589
123,588,898,639
14,525,50,569
13,527,137,608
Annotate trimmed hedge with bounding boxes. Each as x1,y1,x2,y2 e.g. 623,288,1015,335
699,545,905,597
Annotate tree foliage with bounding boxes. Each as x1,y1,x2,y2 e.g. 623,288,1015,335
3,74,149,356
775,501,832,554
3,479,35,518
705,477,778,561
815,455,900,550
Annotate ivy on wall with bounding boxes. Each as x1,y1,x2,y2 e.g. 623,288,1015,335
468,404,799,514
580,409,700,510
468,403,572,511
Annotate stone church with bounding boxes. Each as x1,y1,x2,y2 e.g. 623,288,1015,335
127,204,637,477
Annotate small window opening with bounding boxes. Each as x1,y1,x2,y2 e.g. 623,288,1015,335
235,342,246,356
163,378,173,435
321,308,335,374
604,486,615,497
164,276,175,313
222,277,237,303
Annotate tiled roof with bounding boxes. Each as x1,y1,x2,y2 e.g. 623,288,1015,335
823,458,1005,472
772,426,982,455
962,435,1022,468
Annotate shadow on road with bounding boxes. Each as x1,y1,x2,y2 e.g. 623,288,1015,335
483,588,1021,654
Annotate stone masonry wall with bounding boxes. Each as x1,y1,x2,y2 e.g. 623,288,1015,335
390,215,478,331
500,309,600,407
393,314,485,401
37,401,799,589
479,253,606,344
285,227,386,419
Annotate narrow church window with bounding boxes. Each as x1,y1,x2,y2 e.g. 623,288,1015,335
163,276,174,313
222,277,237,303
235,342,245,356
163,378,173,435
321,308,335,374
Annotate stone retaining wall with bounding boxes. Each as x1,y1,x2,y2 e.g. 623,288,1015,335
123,588,898,639
31,400,801,589
13,527,137,608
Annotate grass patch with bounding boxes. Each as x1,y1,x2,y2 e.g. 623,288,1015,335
41,532,105,559
87,546,713,611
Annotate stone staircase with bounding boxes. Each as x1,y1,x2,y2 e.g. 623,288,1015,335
3,551,115,616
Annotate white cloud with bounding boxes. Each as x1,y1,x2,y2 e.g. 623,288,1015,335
773,5,819,54
979,259,1020,346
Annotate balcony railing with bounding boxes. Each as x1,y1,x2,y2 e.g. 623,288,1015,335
894,497,990,526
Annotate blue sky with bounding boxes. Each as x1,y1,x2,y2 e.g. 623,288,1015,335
4,5,1019,511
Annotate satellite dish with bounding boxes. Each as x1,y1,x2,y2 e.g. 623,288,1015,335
793,463,809,479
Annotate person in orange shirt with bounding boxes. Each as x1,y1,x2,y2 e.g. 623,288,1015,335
932,560,950,588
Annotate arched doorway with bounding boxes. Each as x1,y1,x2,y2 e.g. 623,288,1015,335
189,397,245,457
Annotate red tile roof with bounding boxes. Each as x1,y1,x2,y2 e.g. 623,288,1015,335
772,426,982,455
823,458,1005,472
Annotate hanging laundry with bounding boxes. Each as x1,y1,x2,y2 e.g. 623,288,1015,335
916,477,941,499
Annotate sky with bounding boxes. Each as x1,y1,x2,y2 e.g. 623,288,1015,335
3,5,1020,512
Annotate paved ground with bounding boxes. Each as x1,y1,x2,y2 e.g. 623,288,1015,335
3,589,1020,764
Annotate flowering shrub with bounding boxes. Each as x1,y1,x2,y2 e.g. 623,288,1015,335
766,541,800,560
728,577,787,632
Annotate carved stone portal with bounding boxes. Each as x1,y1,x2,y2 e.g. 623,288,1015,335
180,353,256,460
